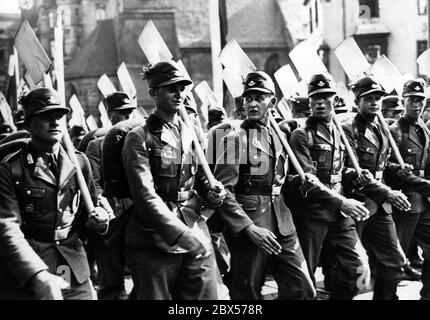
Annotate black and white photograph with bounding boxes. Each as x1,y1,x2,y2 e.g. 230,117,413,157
0,0,430,310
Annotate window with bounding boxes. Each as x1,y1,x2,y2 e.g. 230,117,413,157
48,11,55,28
96,3,106,21
61,7,72,27
417,40,429,81
363,44,381,64
359,0,379,18
418,0,427,15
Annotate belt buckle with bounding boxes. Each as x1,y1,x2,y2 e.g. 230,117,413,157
374,171,383,180
272,186,281,196
177,191,190,201
54,228,70,241
330,174,340,184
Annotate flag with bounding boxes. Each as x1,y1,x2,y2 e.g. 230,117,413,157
86,115,98,131
68,95,86,128
98,101,112,128
0,92,17,131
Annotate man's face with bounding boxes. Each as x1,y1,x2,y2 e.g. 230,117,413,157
27,110,66,145
357,93,383,117
152,83,185,115
309,93,335,120
243,92,274,122
404,96,425,121
384,110,403,121
110,108,134,125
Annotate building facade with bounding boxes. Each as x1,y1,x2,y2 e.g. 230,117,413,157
1,0,321,121
323,0,430,83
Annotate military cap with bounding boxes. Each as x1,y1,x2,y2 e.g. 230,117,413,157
402,79,426,98
381,95,404,112
19,87,70,120
242,71,276,96
13,108,25,125
334,97,350,113
307,74,337,98
289,96,310,114
70,125,87,137
351,76,386,99
143,60,193,89
104,92,136,113
208,106,226,122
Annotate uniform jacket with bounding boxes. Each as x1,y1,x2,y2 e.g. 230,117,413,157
0,142,97,297
122,113,213,253
388,117,430,213
288,116,350,221
86,137,104,197
342,113,392,215
214,119,296,236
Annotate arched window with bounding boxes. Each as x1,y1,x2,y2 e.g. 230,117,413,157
95,3,106,21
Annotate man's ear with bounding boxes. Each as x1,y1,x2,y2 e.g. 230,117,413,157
270,96,277,107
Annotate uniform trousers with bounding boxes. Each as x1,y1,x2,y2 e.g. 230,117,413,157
226,230,316,300
125,246,219,300
355,209,404,300
393,208,430,298
88,231,126,300
293,216,368,300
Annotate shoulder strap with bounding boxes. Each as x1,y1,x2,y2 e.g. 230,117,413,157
5,152,24,186
351,119,359,141
142,123,154,152
305,127,314,147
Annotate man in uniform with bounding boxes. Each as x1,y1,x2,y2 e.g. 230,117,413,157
381,94,404,123
288,74,371,300
0,87,109,300
389,79,430,300
85,91,136,300
290,96,311,119
214,71,316,300
69,125,87,149
342,76,412,299
122,60,226,300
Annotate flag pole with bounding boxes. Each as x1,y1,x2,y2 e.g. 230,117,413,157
209,0,223,104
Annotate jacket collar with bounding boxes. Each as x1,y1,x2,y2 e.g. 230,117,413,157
25,143,76,188
355,113,380,149
399,116,423,147
147,112,193,154
306,116,334,145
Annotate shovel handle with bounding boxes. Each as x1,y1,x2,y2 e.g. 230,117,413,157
331,112,362,173
376,112,405,169
178,105,217,189
269,114,306,181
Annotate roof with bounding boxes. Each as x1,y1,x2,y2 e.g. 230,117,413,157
135,0,303,49
65,19,120,80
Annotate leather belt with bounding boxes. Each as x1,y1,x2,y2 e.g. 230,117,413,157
318,173,342,184
235,185,282,196
159,190,194,202
24,224,73,242
374,170,383,180
413,170,425,178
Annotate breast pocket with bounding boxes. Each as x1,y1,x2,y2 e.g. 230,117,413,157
310,144,332,170
357,145,376,168
150,146,178,178
401,147,418,166
19,186,45,218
